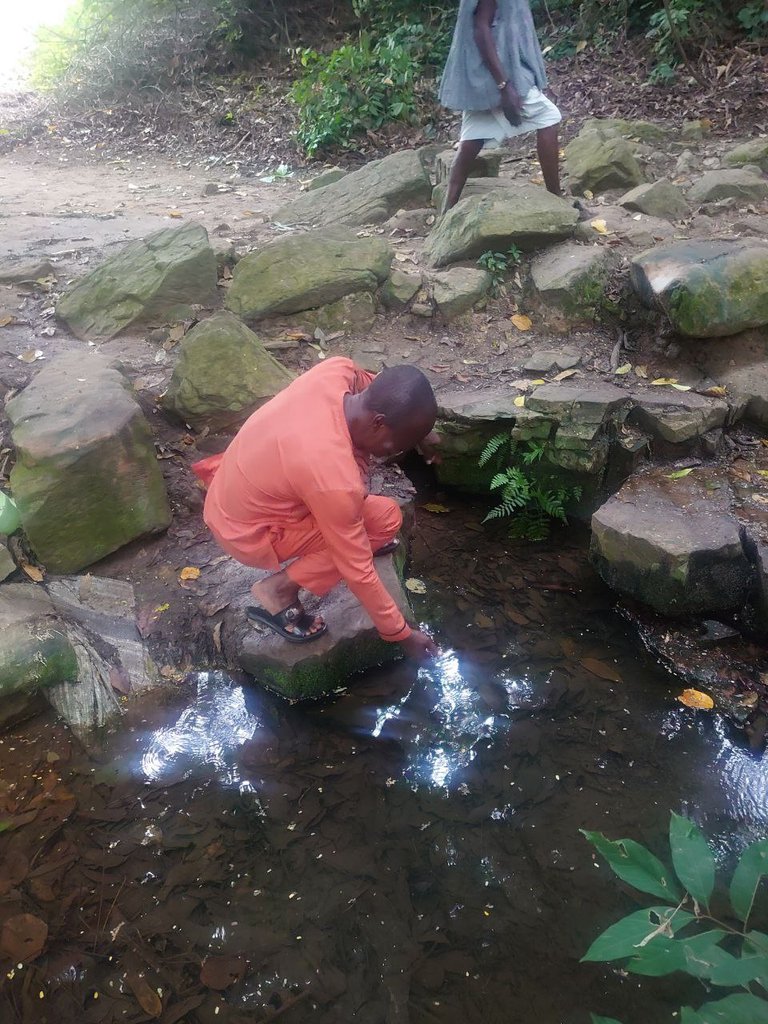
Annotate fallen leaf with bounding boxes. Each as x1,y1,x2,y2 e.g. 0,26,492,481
677,688,714,710
651,377,679,386
553,369,579,381
0,316,15,327
575,38,588,52
405,578,427,595
0,913,48,962
475,611,494,628
126,972,162,1018
17,349,44,363
701,385,727,397
421,503,451,514
179,566,201,581
670,383,692,392
510,314,532,331
583,189,594,200
615,363,632,375
530,378,546,386
167,210,184,218
590,218,609,235
635,365,648,379
21,563,45,583
513,395,526,409
154,603,170,613
200,955,246,991
757,470,768,478
212,621,223,653
580,657,623,683
667,468,693,479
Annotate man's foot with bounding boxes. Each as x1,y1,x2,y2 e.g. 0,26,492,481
250,572,325,638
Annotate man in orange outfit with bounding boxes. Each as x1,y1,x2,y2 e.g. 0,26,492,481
193,357,439,663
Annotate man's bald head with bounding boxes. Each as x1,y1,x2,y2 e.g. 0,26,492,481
363,365,437,428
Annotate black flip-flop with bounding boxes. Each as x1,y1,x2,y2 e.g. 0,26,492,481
246,603,327,644
373,539,399,557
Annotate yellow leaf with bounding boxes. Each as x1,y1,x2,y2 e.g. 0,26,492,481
615,363,632,375
553,369,579,381
167,210,184,218
667,468,693,479
702,385,727,397
0,316,14,328
179,566,201,581
761,440,768,449
513,395,526,408
670,383,692,391
635,365,648,379
21,564,45,582
590,218,609,235
405,578,427,594
583,189,594,200
677,688,714,710
17,349,44,363
154,603,170,613
651,377,679,386
510,314,532,331
531,379,546,386
575,39,588,52
421,503,451,514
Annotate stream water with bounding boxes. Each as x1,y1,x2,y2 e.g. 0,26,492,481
1,503,767,1024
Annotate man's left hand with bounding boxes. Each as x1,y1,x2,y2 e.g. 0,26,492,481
417,430,443,466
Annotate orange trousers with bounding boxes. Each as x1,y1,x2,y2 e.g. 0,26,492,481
276,495,401,597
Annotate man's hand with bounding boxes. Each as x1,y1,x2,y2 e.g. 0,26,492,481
500,83,524,127
417,430,443,466
401,629,439,662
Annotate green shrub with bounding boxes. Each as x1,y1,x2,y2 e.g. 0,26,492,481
289,31,422,156
583,813,768,1023
477,244,522,294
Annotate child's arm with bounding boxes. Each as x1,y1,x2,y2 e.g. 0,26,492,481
473,0,523,125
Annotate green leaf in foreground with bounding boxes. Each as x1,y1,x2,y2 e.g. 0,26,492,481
626,930,725,978
681,993,768,1023
730,839,768,923
591,1016,624,1024
581,829,682,901
669,812,715,908
582,905,695,962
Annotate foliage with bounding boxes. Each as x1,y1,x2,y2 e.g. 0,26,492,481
477,245,522,294
583,813,768,1023
289,29,423,155
478,433,582,541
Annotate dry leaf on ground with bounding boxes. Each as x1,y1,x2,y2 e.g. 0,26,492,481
590,218,609,234
405,578,427,594
200,955,246,991
126,973,163,1018
21,563,45,583
510,314,532,331
580,657,623,683
513,395,526,408
421,503,451,514
179,566,201,581
0,913,48,962
677,688,714,710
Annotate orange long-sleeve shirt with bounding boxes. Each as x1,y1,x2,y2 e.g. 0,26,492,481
202,357,411,643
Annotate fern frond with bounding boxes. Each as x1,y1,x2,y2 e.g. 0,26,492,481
482,500,518,523
479,432,510,466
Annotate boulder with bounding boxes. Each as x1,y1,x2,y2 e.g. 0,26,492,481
384,208,435,236
434,148,503,185
307,167,347,190
631,239,768,338
688,169,768,205
0,259,55,284
529,242,614,321
57,222,218,342
627,390,728,444
591,467,752,616
381,269,422,309
432,176,510,213
424,187,578,268
696,330,768,426
273,150,431,228
724,139,768,174
299,292,378,333
163,311,294,431
430,266,492,318
618,180,689,222
7,353,171,573
225,230,392,320
565,126,645,195
681,119,711,142
581,118,670,143
523,349,581,374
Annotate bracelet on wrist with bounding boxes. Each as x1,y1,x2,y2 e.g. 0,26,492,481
498,79,508,90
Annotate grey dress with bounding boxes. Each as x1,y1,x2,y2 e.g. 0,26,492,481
438,0,548,112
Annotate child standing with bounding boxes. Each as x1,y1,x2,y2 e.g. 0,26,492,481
439,0,563,211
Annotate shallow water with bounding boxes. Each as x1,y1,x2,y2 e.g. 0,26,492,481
1,508,767,1024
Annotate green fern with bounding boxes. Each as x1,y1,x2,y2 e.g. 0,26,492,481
479,432,511,467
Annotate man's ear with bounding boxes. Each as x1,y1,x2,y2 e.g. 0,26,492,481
371,412,389,430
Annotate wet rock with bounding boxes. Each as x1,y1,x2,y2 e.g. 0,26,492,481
0,259,55,284
435,388,518,492
225,229,392,320
0,585,78,702
627,390,728,444
591,467,752,616
163,311,294,431
434,148,503,184
618,180,689,222
724,139,768,174
529,242,615,322
430,266,491,318
7,352,170,573
424,187,578,268
564,124,645,195
57,222,218,342
631,240,768,338
238,555,411,700
688,169,768,205
381,268,422,309
523,349,581,374
307,167,347,190
274,150,431,228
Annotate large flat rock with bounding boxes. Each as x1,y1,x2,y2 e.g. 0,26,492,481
163,311,294,430
57,222,218,342
273,150,431,228
627,390,728,444
688,169,768,205
591,467,752,616
631,239,768,338
424,187,578,268
530,241,615,323
7,353,171,573
225,230,392,320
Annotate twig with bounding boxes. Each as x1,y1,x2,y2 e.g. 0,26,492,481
661,0,711,90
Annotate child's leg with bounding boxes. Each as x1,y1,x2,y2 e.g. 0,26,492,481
536,124,561,196
444,138,486,212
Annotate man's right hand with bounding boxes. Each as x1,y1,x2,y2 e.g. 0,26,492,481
401,629,439,662
500,83,524,127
